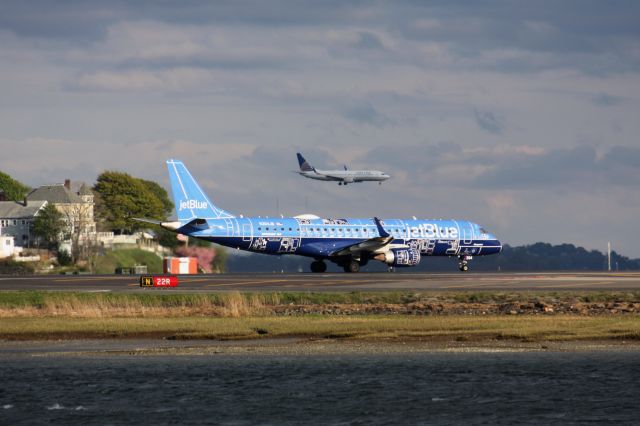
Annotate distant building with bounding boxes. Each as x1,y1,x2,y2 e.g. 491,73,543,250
0,197,48,249
0,235,16,258
27,179,96,240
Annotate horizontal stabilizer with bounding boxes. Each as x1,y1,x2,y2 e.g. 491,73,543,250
178,218,208,230
133,217,182,231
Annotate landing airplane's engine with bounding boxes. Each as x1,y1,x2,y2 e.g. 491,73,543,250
374,248,421,267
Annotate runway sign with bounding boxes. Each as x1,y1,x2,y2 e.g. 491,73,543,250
140,276,179,287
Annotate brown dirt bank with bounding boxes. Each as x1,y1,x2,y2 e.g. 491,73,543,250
2,300,640,318
272,301,640,316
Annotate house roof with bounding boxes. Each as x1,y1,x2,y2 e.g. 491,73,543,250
27,184,82,204
78,183,93,196
0,200,47,219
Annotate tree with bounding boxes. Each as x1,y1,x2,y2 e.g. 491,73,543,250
93,171,165,233
33,203,64,249
139,179,173,217
0,171,30,201
156,227,180,249
62,201,96,263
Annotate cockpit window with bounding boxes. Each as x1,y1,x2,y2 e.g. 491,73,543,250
480,227,488,234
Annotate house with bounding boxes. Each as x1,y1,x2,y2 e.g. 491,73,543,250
0,197,48,249
27,180,96,239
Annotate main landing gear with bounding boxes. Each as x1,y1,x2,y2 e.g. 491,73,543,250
310,260,327,273
458,255,472,272
343,259,360,273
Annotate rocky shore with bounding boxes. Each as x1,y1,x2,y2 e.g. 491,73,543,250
273,300,640,316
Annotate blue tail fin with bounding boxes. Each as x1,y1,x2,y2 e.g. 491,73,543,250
166,159,234,222
296,153,314,172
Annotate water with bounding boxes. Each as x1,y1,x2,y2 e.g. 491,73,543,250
1,352,639,425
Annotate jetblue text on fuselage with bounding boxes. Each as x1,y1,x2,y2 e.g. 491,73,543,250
179,200,208,211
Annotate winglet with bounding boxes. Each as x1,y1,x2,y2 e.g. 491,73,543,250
296,152,315,172
373,217,390,238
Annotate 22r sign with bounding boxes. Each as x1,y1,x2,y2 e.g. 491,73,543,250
140,276,179,287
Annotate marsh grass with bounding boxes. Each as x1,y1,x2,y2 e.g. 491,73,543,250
1,290,640,318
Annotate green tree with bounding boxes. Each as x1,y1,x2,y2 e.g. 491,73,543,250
33,203,64,249
156,227,180,249
0,171,30,201
93,171,165,233
139,179,173,217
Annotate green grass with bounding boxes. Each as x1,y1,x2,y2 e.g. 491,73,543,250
93,248,163,274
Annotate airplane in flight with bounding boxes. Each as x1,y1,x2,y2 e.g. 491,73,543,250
296,152,390,185
137,159,502,273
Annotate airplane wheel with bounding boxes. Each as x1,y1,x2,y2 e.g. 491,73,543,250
311,261,327,273
344,260,360,273
338,182,342,186
459,263,469,272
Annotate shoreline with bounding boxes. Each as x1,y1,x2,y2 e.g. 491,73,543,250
3,337,640,358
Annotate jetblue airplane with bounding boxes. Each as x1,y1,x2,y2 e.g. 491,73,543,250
138,160,502,273
296,153,390,185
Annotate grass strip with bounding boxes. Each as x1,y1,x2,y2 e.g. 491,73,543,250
1,290,640,312
1,315,639,342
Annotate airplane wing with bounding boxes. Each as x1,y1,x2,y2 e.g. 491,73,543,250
322,173,354,182
329,217,396,256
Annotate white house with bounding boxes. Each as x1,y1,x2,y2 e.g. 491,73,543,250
0,199,48,249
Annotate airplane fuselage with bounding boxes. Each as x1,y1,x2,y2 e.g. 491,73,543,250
181,216,501,260
298,169,389,183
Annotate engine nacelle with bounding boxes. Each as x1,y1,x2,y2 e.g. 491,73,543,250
374,248,421,267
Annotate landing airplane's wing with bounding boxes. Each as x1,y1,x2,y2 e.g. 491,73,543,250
321,172,353,182
329,217,396,256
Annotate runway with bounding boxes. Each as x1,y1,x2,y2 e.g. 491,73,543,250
1,272,639,292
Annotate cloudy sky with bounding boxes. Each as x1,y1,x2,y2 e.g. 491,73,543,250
1,0,639,256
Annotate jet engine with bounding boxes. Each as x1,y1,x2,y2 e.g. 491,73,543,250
374,248,421,267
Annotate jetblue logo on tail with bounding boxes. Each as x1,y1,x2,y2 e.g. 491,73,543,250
179,200,208,211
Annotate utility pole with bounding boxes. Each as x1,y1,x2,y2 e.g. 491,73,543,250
607,241,611,271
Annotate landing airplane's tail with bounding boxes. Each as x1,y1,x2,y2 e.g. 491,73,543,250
296,153,315,172
166,159,234,222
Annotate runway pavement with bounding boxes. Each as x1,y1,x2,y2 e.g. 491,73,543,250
1,272,640,292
